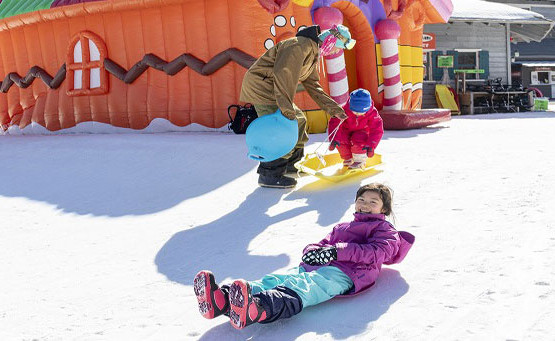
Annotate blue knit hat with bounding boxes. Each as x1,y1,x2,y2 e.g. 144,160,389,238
349,89,372,113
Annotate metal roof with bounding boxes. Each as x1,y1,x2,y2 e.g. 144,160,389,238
449,0,554,42
516,61,555,66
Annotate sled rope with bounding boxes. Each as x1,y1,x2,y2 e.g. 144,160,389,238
306,119,344,171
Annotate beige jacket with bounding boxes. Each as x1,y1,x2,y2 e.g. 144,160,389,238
240,26,344,118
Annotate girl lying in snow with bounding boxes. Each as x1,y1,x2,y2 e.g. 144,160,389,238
193,183,414,329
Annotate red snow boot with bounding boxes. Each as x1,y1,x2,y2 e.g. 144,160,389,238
228,279,267,329
193,270,229,319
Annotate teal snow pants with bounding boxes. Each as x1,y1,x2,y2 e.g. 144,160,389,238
248,266,353,308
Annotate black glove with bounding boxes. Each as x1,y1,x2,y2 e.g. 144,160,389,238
328,141,339,151
302,247,337,265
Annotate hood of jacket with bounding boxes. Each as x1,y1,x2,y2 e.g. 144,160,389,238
351,213,413,265
296,25,321,45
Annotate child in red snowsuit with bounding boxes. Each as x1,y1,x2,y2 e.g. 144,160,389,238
328,89,384,169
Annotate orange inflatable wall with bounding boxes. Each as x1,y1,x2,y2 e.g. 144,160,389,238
0,0,451,133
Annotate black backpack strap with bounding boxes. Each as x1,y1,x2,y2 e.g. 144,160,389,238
227,105,241,122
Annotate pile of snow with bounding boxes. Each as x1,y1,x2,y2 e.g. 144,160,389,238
1,112,554,340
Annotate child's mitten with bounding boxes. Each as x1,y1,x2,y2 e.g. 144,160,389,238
302,247,337,265
363,146,374,157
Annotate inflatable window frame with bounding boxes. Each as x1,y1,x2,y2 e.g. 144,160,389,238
67,31,109,96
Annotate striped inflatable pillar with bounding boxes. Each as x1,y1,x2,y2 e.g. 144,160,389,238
324,50,350,106
375,19,402,111
313,7,350,106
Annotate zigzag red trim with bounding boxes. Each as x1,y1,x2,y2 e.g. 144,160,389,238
0,48,256,93
0,65,67,93
104,48,256,83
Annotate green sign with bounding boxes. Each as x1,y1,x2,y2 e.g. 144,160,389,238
454,69,485,74
437,55,454,68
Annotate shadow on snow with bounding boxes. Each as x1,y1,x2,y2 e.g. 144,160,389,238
0,133,252,217
155,181,362,285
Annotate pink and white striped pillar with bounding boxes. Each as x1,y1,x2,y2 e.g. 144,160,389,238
314,7,350,106
375,19,402,111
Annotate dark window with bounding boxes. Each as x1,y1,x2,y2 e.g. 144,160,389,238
538,71,550,84
458,52,477,67
457,52,479,79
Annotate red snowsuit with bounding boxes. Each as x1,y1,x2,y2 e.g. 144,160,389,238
328,102,384,160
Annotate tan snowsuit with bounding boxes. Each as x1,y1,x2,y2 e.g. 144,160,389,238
240,25,344,171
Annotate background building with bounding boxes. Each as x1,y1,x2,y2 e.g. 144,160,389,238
498,0,555,97
422,0,553,107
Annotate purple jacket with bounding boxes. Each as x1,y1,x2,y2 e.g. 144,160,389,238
300,213,414,295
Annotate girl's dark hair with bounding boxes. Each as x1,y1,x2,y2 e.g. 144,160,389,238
355,183,394,216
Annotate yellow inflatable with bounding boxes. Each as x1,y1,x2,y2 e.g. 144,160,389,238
292,0,315,7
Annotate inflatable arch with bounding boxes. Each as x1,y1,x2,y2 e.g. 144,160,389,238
0,0,452,134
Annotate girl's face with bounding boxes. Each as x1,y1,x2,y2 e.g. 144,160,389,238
355,191,384,214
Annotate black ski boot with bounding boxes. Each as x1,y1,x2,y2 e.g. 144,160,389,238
258,174,297,188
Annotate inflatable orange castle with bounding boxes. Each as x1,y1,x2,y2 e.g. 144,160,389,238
0,0,453,134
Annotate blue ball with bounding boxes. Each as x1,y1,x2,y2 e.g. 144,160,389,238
246,110,298,162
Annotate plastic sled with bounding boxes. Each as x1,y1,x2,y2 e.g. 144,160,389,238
435,84,459,114
294,152,382,182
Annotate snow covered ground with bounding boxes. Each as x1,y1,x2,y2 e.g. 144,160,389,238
1,111,555,340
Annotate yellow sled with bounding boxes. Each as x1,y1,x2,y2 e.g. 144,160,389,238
435,84,459,114
294,152,382,182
